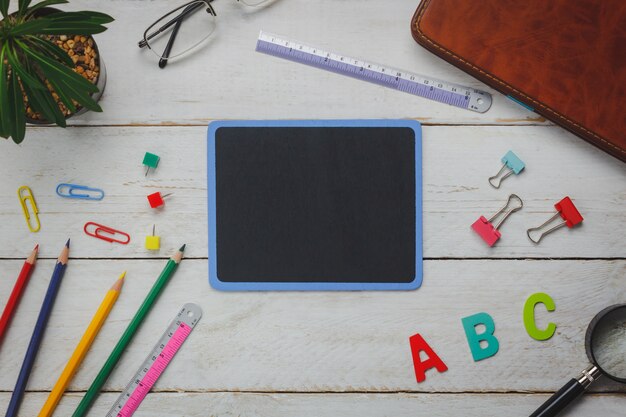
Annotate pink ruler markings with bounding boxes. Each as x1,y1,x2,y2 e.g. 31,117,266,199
117,322,192,417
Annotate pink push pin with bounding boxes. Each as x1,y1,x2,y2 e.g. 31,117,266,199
471,194,524,246
147,192,172,208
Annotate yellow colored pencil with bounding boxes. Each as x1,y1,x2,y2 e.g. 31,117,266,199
37,272,125,417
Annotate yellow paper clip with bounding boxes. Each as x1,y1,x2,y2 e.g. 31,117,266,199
17,186,41,232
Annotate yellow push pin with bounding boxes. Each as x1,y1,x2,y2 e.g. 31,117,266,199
145,224,161,250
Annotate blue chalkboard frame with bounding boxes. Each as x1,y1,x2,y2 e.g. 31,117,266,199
207,119,422,291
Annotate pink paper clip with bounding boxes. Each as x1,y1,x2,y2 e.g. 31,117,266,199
84,222,131,244
526,196,583,244
471,194,524,246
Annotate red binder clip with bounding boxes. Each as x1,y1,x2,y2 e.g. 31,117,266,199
471,194,524,247
84,222,131,244
526,196,583,244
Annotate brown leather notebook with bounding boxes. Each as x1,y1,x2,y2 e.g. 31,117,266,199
411,0,626,162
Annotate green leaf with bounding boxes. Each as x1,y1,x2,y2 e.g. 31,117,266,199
8,67,26,143
21,56,66,126
0,47,11,137
22,76,66,126
40,22,109,35
8,18,52,36
57,76,101,112
26,35,74,67
0,0,9,19
22,43,102,115
48,11,114,24
84,11,115,24
40,11,114,35
21,45,99,93
26,0,69,16
48,77,76,113
6,46,47,90
18,0,33,18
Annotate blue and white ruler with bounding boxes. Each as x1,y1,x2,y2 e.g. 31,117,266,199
256,31,492,113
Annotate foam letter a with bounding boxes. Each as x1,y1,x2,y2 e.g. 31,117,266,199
409,333,448,383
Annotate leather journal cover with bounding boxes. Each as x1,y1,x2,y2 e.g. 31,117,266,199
411,0,626,162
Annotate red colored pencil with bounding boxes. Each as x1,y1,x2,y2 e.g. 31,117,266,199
0,244,39,346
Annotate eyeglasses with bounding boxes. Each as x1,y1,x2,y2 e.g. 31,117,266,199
138,0,270,68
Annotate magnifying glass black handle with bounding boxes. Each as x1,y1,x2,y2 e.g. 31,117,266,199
529,366,601,417
529,379,584,417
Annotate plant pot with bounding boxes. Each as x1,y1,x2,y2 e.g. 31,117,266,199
24,7,107,125
26,39,106,124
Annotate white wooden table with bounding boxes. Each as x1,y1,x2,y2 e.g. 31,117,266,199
1,1,625,416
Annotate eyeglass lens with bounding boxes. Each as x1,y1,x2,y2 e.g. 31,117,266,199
145,1,216,60
239,0,271,6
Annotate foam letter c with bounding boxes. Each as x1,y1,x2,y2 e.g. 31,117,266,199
524,292,556,341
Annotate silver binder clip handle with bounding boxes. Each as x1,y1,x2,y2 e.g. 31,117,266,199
488,194,524,230
488,163,513,189
527,212,567,244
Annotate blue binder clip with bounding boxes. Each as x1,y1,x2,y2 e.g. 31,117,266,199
56,183,105,200
488,151,525,189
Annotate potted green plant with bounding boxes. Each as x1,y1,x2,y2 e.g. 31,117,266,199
0,0,113,143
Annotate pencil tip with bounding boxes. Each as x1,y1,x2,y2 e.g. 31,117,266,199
112,273,125,291
179,244,186,252
34,244,39,251
65,238,71,248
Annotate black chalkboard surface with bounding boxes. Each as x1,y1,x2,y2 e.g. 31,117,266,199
208,120,422,290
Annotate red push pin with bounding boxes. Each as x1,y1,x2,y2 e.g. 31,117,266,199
526,196,583,244
471,194,524,247
147,192,172,208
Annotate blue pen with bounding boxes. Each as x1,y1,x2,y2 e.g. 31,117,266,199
5,240,70,417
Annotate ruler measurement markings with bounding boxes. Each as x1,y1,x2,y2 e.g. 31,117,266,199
106,304,202,417
255,32,491,113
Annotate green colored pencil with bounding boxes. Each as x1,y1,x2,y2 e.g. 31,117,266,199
71,245,186,417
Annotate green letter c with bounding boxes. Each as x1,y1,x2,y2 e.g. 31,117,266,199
524,292,556,341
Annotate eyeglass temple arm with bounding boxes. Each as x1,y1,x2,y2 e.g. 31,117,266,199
159,17,183,68
138,1,210,48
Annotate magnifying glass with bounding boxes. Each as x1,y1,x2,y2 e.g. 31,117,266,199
529,304,626,417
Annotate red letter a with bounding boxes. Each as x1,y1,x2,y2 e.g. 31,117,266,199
409,333,448,383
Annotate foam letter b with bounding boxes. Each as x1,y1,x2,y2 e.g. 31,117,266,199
462,312,499,362
524,292,556,341
409,333,448,383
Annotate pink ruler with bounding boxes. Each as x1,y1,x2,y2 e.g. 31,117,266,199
107,303,202,417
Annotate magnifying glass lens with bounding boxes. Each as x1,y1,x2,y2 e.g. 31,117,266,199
591,306,626,380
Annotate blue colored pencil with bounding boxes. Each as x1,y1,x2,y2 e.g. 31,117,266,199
5,239,70,417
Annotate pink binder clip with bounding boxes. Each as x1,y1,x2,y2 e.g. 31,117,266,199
471,194,524,247
526,196,583,244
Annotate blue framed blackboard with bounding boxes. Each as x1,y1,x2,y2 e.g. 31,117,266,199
208,119,422,290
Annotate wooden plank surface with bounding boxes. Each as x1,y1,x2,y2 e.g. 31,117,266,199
1,393,624,417
1,0,624,415
1,260,623,393
0,125,624,259
47,0,548,125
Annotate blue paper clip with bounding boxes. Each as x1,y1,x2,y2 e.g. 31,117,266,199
56,183,105,200
488,151,525,189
